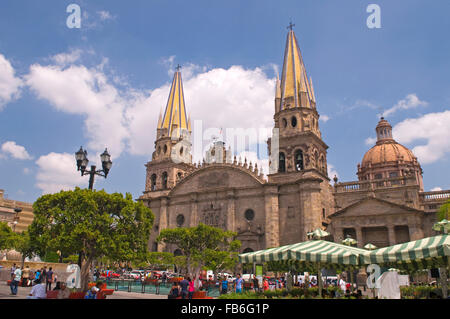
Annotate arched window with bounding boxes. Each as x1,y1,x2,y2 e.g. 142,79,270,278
279,152,286,173
176,214,185,227
295,150,304,171
291,116,297,127
163,144,168,154
151,174,157,191
162,171,168,189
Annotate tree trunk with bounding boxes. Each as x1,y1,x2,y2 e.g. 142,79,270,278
80,255,93,292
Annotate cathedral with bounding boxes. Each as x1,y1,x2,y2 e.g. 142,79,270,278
139,27,450,254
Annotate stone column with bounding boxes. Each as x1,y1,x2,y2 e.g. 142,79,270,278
298,178,322,241
158,197,169,252
264,185,279,248
190,193,198,227
226,189,236,232
356,227,363,248
387,225,396,246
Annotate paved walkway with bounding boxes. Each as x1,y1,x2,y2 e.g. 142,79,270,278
0,281,167,299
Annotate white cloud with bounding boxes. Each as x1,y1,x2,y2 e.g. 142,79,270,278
382,94,428,118
393,110,450,164
98,10,115,21
25,51,276,164
35,152,86,194
127,64,275,157
50,49,83,66
23,167,31,175
320,114,330,123
431,187,442,192
1,141,32,160
0,54,22,109
25,62,129,159
327,163,339,180
365,137,377,146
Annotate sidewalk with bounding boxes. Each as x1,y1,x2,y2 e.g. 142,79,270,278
0,281,167,299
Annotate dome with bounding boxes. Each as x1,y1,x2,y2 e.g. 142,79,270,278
6,249,22,261
358,118,423,190
361,141,417,167
361,117,418,167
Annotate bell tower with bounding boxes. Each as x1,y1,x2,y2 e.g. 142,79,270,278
144,66,194,193
268,24,329,182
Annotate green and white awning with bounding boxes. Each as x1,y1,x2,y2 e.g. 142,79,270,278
361,234,450,268
239,240,367,266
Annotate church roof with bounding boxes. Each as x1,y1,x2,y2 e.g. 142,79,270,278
280,26,316,109
159,68,189,137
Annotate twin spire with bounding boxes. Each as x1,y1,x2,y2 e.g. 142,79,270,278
278,26,316,110
158,23,314,137
158,67,191,137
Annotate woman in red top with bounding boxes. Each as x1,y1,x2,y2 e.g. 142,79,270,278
263,278,269,291
188,277,195,299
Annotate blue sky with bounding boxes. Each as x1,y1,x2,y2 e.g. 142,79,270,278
0,0,449,202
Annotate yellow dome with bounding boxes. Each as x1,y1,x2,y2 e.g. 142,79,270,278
362,141,416,167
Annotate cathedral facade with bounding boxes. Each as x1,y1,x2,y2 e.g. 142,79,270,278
139,28,450,253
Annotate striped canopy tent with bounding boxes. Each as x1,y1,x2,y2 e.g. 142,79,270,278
239,240,367,267
361,234,450,270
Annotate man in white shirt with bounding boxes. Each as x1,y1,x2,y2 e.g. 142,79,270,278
27,283,47,299
10,267,22,295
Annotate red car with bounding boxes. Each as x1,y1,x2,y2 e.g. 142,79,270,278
100,271,120,278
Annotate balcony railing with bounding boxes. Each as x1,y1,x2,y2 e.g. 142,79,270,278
334,176,417,193
420,190,450,202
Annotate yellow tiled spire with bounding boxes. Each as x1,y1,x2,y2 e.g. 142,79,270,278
159,68,189,137
280,26,315,109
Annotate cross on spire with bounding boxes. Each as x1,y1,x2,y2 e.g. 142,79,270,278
175,64,182,72
287,21,295,30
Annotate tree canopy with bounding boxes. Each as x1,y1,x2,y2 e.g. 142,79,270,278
0,221,16,251
29,187,154,290
157,223,241,284
438,199,450,221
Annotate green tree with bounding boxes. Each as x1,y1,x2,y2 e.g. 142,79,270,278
147,252,175,269
438,199,450,221
0,221,16,251
14,231,34,268
157,223,241,287
29,187,154,291
203,240,241,279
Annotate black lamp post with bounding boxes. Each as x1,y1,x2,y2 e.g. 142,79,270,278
75,146,112,190
13,208,21,232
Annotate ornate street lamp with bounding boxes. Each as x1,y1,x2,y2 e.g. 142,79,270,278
75,146,112,190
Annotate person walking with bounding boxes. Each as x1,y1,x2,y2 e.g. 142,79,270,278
22,265,31,287
45,267,54,292
234,274,243,294
10,263,16,280
220,277,229,295
168,282,180,299
10,266,22,296
188,277,195,299
263,277,269,291
252,275,259,293
179,276,189,299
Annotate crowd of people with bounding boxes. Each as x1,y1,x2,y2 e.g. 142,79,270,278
9,263,57,296
7,263,107,299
